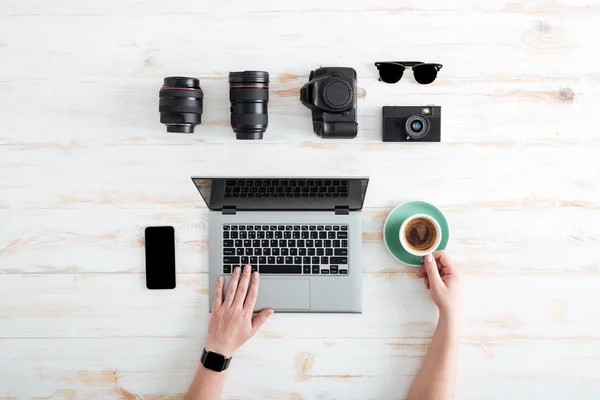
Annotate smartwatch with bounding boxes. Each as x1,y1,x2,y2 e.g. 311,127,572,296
201,348,232,372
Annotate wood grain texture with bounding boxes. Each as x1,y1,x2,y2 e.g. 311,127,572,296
1,0,600,398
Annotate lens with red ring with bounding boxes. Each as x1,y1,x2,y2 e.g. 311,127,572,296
229,71,269,140
159,77,203,134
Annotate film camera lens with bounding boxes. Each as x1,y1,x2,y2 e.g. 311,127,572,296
229,71,269,140
159,77,203,134
405,114,430,140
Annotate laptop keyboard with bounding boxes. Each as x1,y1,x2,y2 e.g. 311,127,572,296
224,179,349,198
222,224,349,275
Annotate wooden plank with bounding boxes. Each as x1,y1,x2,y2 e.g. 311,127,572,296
1,273,599,340
1,209,599,275
1,337,599,400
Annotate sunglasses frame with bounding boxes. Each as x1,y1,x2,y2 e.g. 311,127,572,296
374,61,443,84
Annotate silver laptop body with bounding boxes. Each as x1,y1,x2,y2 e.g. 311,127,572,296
192,177,369,313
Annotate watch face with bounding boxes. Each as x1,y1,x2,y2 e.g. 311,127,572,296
204,351,227,371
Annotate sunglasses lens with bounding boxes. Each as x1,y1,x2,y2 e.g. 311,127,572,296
413,65,438,85
377,64,404,84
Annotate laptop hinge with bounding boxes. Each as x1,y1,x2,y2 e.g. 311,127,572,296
222,206,236,215
334,206,350,215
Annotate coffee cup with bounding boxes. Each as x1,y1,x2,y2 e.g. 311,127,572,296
399,213,442,257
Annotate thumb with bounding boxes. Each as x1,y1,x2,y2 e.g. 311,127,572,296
252,308,274,332
423,254,444,289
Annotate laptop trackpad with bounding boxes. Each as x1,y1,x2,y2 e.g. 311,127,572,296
255,279,310,311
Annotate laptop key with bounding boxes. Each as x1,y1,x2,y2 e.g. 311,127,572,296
312,256,320,264
244,240,251,247
308,248,315,256
285,257,293,264
270,240,278,247
326,248,333,256
330,257,347,264
337,232,348,239
321,257,329,264
341,226,348,230
317,226,324,231
223,226,230,231
255,248,262,256
272,248,280,256
259,265,302,274
321,269,330,274
259,256,266,264
299,248,306,256
223,231,230,239
302,232,309,239
333,240,340,247
303,265,311,274
294,256,302,264
328,232,336,239
268,256,275,264
315,240,323,247
333,226,340,231
330,265,339,274
240,232,247,239
241,256,249,264
303,257,311,264
231,232,238,239
339,269,348,274
262,240,269,247
284,232,291,239
224,256,240,264
317,248,324,256
223,265,232,274
279,240,287,247
281,248,289,256
312,265,320,274
335,249,348,256
263,248,271,256
275,231,283,239
223,240,234,247
224,248,235,256
342,240,348,247
319,232,326,239
276,256,284,264
251,265,258,273
236,248,244,256
290,248,298,256
250,256,257,264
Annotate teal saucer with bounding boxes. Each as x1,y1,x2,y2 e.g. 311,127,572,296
383,201,450,266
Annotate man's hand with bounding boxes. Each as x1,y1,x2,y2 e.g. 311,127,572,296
204,265,274,358
416,250,463,319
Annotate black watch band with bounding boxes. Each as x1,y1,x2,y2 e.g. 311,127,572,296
201,348,232,372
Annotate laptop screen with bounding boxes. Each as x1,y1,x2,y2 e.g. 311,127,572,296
191,177,369,211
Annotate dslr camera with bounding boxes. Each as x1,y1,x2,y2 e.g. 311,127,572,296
382,105,441,142
300,67,358,139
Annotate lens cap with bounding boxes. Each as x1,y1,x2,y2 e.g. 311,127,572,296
321,78,354,111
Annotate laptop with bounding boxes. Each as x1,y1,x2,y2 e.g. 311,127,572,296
192,177,369,313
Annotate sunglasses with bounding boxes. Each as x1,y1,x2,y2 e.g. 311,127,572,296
375,61,443,84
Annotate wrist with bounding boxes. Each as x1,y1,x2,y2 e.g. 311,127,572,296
438,309,462,330
204,341,234,359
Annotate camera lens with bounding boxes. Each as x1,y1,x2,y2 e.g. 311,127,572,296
159,77,203,134
411,120,423,132
229,71,269,140
405,114,430,140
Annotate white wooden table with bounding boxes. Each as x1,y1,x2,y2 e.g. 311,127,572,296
1,1,600,399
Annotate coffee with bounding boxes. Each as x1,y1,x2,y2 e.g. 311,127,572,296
404,217,437,251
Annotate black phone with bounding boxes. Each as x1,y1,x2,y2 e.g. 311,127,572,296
144,226,176,290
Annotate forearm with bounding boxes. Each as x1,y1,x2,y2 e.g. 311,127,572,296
407,312,461,400
185,363,227,400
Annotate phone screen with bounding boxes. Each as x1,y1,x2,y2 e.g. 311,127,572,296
145,226,176,290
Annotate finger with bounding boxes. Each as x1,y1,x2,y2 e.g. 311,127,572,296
424,276,430,289
423,253,444,289
417,264,425,278
244,271,260,313
433,250,454,269
212,275,224,310
252,308,274,332
224,266,242,307
233,265,252,308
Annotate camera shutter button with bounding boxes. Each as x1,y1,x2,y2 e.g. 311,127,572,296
321,79,353,111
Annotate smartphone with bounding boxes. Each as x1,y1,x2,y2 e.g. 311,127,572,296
144,226,176,290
